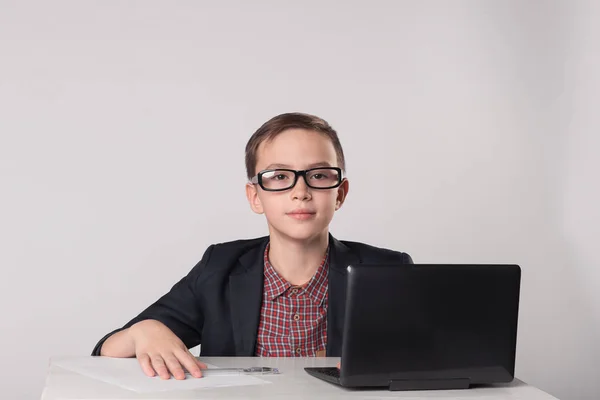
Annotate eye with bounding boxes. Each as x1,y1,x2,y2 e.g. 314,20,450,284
272,174,289,180
310,173,328,180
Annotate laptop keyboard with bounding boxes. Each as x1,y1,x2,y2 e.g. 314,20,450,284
304,367,341,385
317,367,341,378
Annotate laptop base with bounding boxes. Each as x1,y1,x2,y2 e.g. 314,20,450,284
389,378,470,391
304,367,471,391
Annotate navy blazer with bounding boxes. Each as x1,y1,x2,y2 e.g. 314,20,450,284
92,234,412,357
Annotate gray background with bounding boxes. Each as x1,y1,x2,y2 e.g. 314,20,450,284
1,1,598,399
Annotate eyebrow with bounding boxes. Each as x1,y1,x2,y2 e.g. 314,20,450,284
264,162,334,170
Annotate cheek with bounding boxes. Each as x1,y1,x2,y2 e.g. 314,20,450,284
314,192,339,211
258,194,285,216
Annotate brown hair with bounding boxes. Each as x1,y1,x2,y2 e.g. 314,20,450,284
245,112,346,180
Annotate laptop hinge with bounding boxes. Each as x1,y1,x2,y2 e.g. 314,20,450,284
389,378,470,391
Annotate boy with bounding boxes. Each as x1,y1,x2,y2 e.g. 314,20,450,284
92,112,413,380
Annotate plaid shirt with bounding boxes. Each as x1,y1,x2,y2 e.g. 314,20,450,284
255,243,329,357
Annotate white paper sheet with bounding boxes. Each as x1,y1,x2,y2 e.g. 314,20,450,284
52,357,271,393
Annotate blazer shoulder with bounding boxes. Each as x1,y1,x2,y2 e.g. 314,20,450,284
211,236,269,252
338,239,413,264
192,236,268,279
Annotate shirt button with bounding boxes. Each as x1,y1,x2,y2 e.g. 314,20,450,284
296,347,302,355
293,313,300,321
290,288,298,295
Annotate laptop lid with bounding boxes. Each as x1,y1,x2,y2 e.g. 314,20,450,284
339,264,521,389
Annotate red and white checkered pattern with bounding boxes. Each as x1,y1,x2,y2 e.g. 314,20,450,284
255,243,329,357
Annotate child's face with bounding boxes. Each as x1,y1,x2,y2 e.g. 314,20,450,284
246,129,349,242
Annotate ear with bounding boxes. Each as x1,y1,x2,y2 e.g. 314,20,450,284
246,183,264,214
335,179,349,211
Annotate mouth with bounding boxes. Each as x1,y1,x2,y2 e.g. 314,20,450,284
287,209,317,220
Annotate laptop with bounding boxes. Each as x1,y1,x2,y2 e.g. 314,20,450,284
305,263,521,390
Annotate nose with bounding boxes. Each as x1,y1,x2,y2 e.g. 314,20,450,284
291,174,312,201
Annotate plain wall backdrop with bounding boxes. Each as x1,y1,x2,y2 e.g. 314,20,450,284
1,1,598,399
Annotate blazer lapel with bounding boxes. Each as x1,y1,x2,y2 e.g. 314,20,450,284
228,238,268,356
327,234,360,356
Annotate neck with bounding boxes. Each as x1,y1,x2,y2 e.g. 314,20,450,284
267,229,329,286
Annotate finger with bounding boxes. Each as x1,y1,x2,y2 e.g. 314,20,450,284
150,355,171,380
163,354,186,380
196,358,208,370
137,353,156,377
174,348,202,378
336,361,341,369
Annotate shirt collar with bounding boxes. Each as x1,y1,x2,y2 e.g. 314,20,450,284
263,242,329,305
302,250,329,305
263,243,290,300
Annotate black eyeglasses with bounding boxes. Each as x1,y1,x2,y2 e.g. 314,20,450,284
250,167,343,192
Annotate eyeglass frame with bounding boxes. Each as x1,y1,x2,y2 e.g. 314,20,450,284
249,167,344,192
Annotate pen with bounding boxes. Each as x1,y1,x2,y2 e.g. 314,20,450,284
185,367,280,377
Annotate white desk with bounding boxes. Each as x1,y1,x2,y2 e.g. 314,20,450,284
41,357,559,399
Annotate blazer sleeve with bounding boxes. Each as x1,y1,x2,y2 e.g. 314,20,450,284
91,245,215,356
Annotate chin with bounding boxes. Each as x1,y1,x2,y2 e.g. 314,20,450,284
275,224,328,242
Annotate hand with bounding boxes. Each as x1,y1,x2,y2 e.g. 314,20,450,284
337,361,341,369
128,319,207,380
